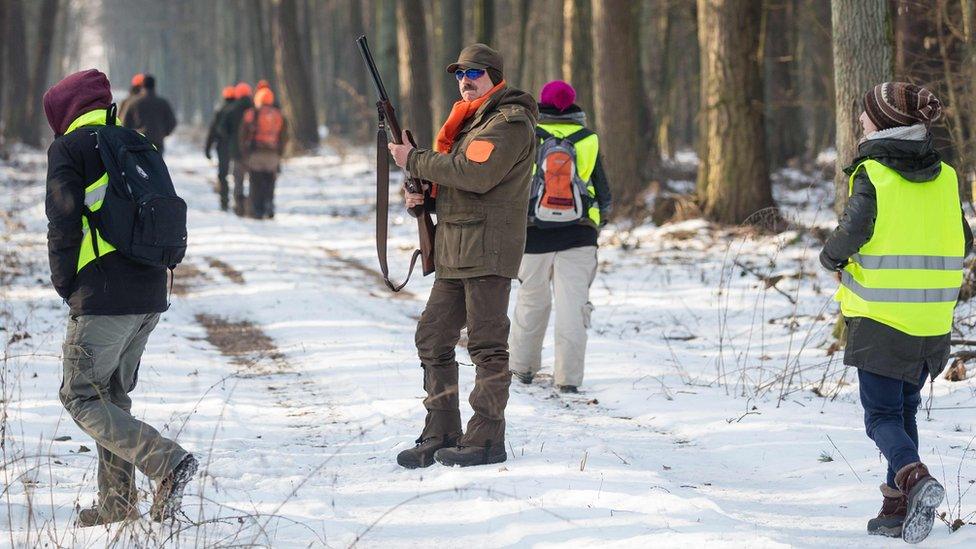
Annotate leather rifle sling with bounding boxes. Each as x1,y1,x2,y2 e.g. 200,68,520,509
376,119,421,292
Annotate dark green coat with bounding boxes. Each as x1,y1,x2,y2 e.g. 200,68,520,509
408,86,538,279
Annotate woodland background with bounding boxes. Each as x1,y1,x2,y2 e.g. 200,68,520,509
1,0,974,224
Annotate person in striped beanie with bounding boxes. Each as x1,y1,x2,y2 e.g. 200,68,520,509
822,82,972,542
863,82,942,133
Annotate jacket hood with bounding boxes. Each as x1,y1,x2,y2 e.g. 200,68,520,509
845,134,943,182
43,69,113,136
483,85,539,125
538,103,586,126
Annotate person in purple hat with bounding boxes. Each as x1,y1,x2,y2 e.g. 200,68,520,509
509,80,612,394
43,69,197,527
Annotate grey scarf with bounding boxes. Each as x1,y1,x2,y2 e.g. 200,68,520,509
864,123,928,142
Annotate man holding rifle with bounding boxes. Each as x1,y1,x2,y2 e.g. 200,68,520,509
388,44,538,468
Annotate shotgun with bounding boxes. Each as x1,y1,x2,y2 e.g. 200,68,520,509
356,34,435,292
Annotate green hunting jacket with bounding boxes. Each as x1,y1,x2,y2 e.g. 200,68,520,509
408,85,538,279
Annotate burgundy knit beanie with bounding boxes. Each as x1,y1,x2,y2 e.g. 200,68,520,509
43,69,113,136
863,82,942,130
539,80,576,112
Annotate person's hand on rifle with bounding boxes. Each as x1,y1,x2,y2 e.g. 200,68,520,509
388,130,414,169
404,181,430,209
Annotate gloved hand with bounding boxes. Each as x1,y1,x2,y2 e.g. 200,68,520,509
204,148,212,160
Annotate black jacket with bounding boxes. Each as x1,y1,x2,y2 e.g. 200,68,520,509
122,91,177,152
219,97,254,159
205,99,235,155
525,104,612,255
46,123,169,316
820,135,973,382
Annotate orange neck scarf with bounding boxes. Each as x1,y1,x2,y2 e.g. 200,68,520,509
435,81,506,153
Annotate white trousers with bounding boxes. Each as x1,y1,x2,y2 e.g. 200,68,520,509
509,245,597,386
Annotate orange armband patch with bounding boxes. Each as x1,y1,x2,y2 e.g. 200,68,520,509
465,140,495,163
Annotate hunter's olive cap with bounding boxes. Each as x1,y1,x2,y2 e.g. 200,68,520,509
446,43,503,74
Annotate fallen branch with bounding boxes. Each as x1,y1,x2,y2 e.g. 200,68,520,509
733,260,797,304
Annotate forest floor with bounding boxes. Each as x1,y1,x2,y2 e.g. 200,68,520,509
2,136,976,548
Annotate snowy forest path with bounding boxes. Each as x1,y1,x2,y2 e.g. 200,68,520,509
3,140,974,547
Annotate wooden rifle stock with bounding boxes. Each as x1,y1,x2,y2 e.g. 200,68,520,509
357,35,435,291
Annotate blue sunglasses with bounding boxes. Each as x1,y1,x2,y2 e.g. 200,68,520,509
455,68,486,81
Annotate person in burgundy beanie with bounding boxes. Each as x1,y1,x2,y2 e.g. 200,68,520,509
43,69,197,527
42,68,113,136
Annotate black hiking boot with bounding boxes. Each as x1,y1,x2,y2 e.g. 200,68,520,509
434,443,507,467
513,371,533,385
76,504,139,527
867,483,907,538
895,462,945,544
396,433,460,469
150,454,198,522
558,385,578,394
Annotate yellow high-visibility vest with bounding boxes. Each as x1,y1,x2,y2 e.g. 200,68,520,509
837,159,965,336
64,109,121,272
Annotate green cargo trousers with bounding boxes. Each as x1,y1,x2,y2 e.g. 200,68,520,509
415,275,512,448
59,313,189,516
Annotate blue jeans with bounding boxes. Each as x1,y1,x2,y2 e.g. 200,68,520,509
858,367,928,488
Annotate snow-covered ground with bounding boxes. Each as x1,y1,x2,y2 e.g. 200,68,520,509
1,137,975,548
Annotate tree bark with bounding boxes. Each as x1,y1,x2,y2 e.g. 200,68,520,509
435,0,462,123
696,0,775,225
830,0,892,215
397,0,434,146
272,0,319,152
763,0,805,168
23,0,60,146
474,0,495,44
562,0,593,116
592,0,642,216
3,0,30,144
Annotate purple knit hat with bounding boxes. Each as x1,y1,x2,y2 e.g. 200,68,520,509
43,69,113,136
539,80,576,112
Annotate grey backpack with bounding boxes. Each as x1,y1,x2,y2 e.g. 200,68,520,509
529,126,594,228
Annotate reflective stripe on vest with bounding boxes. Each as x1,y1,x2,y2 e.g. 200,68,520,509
536,122,601,226
836,159,964,336
64,110,119,273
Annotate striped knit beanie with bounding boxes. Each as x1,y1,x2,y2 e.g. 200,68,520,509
863,82,942,130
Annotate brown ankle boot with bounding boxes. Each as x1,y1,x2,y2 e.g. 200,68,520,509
895,462,945,544
867,483,906,537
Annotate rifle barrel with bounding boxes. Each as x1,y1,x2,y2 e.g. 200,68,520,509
356,35,388,102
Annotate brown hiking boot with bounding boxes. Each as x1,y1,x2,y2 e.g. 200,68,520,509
867,483,907,538
150,454,198,522
434,442,507,467
76,504,139,527
895,462,945,544
396,432,460,469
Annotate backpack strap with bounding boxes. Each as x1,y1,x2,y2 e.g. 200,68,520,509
535,127,553,140
563,127,594,145
106,104,117,126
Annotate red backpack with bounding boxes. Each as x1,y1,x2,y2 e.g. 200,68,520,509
244,106,284,150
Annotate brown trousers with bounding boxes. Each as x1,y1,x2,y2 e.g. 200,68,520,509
415,275,512,447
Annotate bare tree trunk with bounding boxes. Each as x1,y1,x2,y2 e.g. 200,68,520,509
763,0,805,168
434,0,462,123
272,0,319,152
23,0,60,147
562,0,593,116
592,0,642,216
830,0,892,215
474,0,495,44
397,0,434,146
3,0,30,144
376,0,400,105
697,0,775,225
